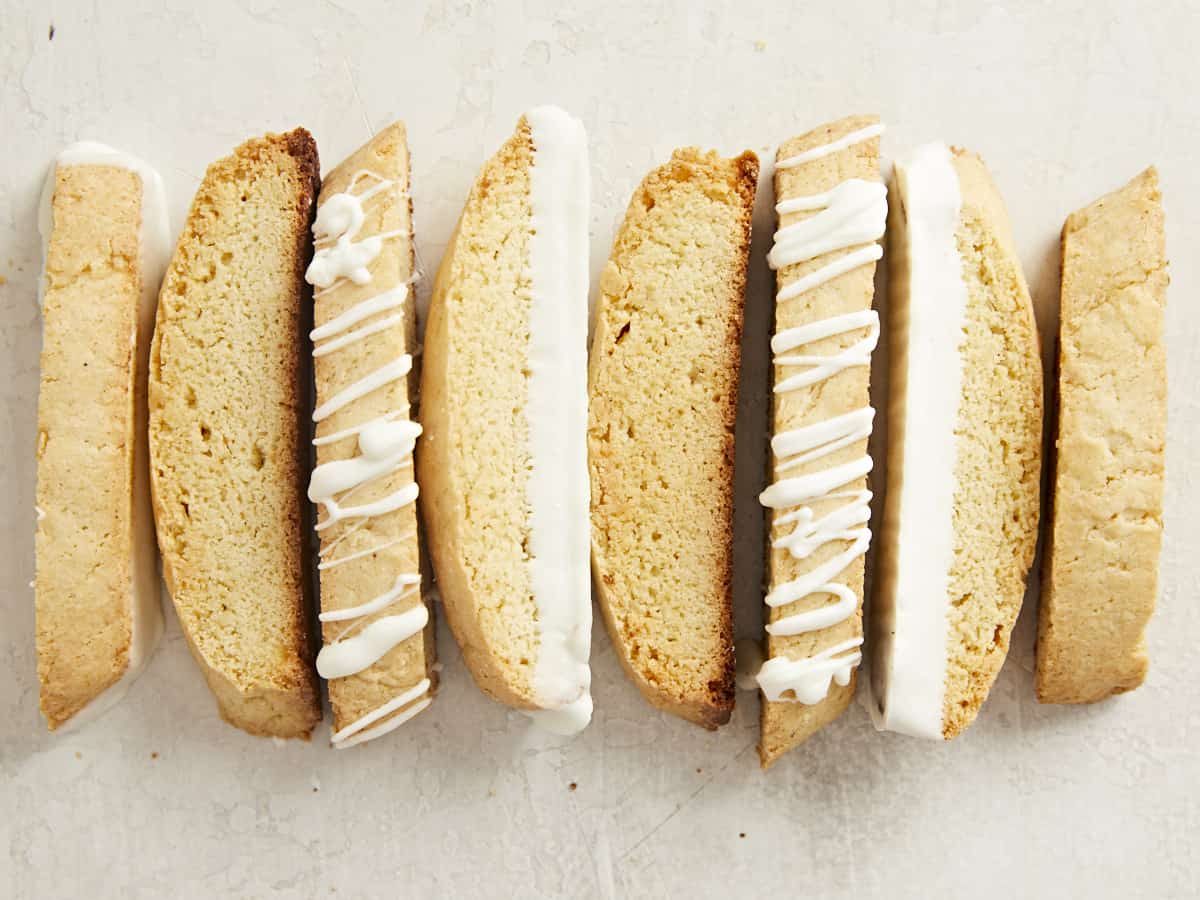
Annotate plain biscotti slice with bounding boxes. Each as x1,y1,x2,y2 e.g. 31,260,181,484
149,129,322,739
1036,168,1168,704
418,106,593,735
755,116,884,767
589,148,759,729
871,144,1042,740
35,144,169,730
306,122,437,748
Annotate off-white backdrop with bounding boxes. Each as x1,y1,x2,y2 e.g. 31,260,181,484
2,2,1197,898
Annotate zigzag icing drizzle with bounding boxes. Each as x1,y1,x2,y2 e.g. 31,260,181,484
756,126,886,704
305,169,429,748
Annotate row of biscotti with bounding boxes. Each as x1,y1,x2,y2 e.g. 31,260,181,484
32,113,588,744
33,125,431,745
751,119,1167,767
33,110,1167,769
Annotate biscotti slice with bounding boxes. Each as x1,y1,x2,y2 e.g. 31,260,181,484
149,129,321,739
1036,168,1167,704
34,143,170,730
589,148,758,729
418,106,592,734
753,117,884,767
305,122,437,748
870,143,1042,740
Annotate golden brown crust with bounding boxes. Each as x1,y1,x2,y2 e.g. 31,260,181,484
758,115,881,768
1036,167,1166,704
149,128,321,739
589,148,758,729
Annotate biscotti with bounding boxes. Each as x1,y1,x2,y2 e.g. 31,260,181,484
589,147,758,729
34,143,169,730
752,117,884,766
306,122,437,747
148,129,322,739
871,143,1042,740
418,106,592,734
1036,168,1168,704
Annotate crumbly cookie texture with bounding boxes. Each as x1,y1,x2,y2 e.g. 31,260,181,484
149,129,321,739
312,122,437,737
939,148,1043,738
417,118,543,709
759,115,880,768
1036,167,1167,705
589,148,758,730
36,165,151,729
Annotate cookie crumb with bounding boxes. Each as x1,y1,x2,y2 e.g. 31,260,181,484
739,832,746,839
696,768,702,774
568,782,577,791
0,276,7,285
150,752,158,759
74,751,81,760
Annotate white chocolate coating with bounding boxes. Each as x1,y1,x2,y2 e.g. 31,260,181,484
521,105,594,734
870,143,966,739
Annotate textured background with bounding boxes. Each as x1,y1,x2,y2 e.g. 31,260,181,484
2,1,1197,898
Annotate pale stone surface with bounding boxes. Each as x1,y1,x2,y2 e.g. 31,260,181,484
1,1,1197,897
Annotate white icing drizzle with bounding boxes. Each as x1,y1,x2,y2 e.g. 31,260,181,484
313,314,404,357
756,123,886,705
310,420,420,502
317,604,429,679
775,124,885,169
314,482,418,531
777,245,883,303
312,356,412,423
768,179,887,271
312,410,409,448
306,172,407,288
306,168,431,746
757,637,865,703
312,280,415,349
318,534,408,571
320,573,420,623
331,678,433,750
772,310,879,394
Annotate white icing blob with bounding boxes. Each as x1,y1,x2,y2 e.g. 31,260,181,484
316,605,430,680
757,638,865,704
